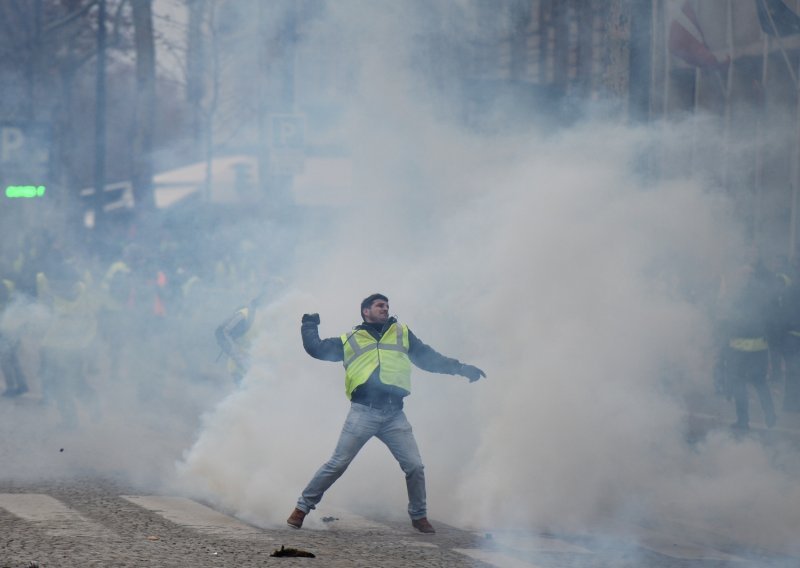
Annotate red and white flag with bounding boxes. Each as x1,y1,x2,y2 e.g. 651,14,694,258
667,0,726,68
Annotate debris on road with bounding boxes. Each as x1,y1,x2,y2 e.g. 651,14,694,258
270,545,316,558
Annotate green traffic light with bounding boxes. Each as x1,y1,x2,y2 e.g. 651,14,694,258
5,185,46,198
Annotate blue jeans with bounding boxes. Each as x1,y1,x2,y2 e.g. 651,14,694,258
296,402,427,519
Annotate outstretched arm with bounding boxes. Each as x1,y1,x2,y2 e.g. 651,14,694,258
408,329,486,382
301,313,344,362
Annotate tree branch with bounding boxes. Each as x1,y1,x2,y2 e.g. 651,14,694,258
43,0,100,35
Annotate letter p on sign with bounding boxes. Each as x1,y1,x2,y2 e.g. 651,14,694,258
1,127,24,162
270,115,305,150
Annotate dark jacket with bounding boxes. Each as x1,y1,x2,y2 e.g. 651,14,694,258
301,316,465,404
719,263,782,342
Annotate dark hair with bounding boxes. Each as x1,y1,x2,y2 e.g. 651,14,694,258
360,293,388,319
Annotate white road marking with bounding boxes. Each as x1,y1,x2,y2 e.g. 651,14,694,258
636,536,745,561
306,506,394,532
596,517,747,562
469,525,747,563
483,532,592,555
454,548,547,568
641,514,793,559
0,493,110,537
121,495,265,539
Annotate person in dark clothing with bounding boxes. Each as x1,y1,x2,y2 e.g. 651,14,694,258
779,259,800,412
717,255,780,430
765,256,792,388
286,293,485,534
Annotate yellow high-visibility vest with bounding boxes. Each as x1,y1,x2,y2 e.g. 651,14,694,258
0,279,13,311
341,322,411,399
39,275,97,350
224,306,257,374
729,337,768,352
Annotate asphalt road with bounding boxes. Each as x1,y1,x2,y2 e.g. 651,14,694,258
0,476,797,568
1,370,799,568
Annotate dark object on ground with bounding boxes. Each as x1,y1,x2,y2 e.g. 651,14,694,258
270,545,316,558
321,516,339,523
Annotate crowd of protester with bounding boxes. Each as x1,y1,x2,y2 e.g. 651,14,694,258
4,219,800,435
0,223,274,428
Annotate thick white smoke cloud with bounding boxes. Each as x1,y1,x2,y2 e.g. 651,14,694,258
0,291,230,486
87,0,800,557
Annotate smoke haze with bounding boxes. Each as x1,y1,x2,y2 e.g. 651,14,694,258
175,1,800,555
1,0,799,558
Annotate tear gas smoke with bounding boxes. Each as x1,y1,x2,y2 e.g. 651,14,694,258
0,1,798,558
175,2,800,556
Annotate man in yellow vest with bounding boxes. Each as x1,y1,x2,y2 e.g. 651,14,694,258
286,293,485,534
37,264,98,428
215,289,266,384
717,254,779,431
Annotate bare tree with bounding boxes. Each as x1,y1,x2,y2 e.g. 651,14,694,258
131,0,156,211
186,0,208,158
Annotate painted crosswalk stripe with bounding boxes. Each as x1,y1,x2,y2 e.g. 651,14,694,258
121,495,265,539
637,534,746,562
597,515,748,562
454,548,547,568
303,506,395,532
0,493,110,537
483,533,592,555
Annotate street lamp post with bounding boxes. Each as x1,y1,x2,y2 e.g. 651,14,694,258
94,0,107,233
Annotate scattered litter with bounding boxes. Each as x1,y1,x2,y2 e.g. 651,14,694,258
29,562,40,568
146,535,160,541
270,545,316,558
321,516,339,523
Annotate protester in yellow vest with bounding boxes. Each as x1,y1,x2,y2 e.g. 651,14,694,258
98,258,133,381
716,254,779,431
215,289,266,384
0,277,29,397
37,265,98,427
286,293,485,534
